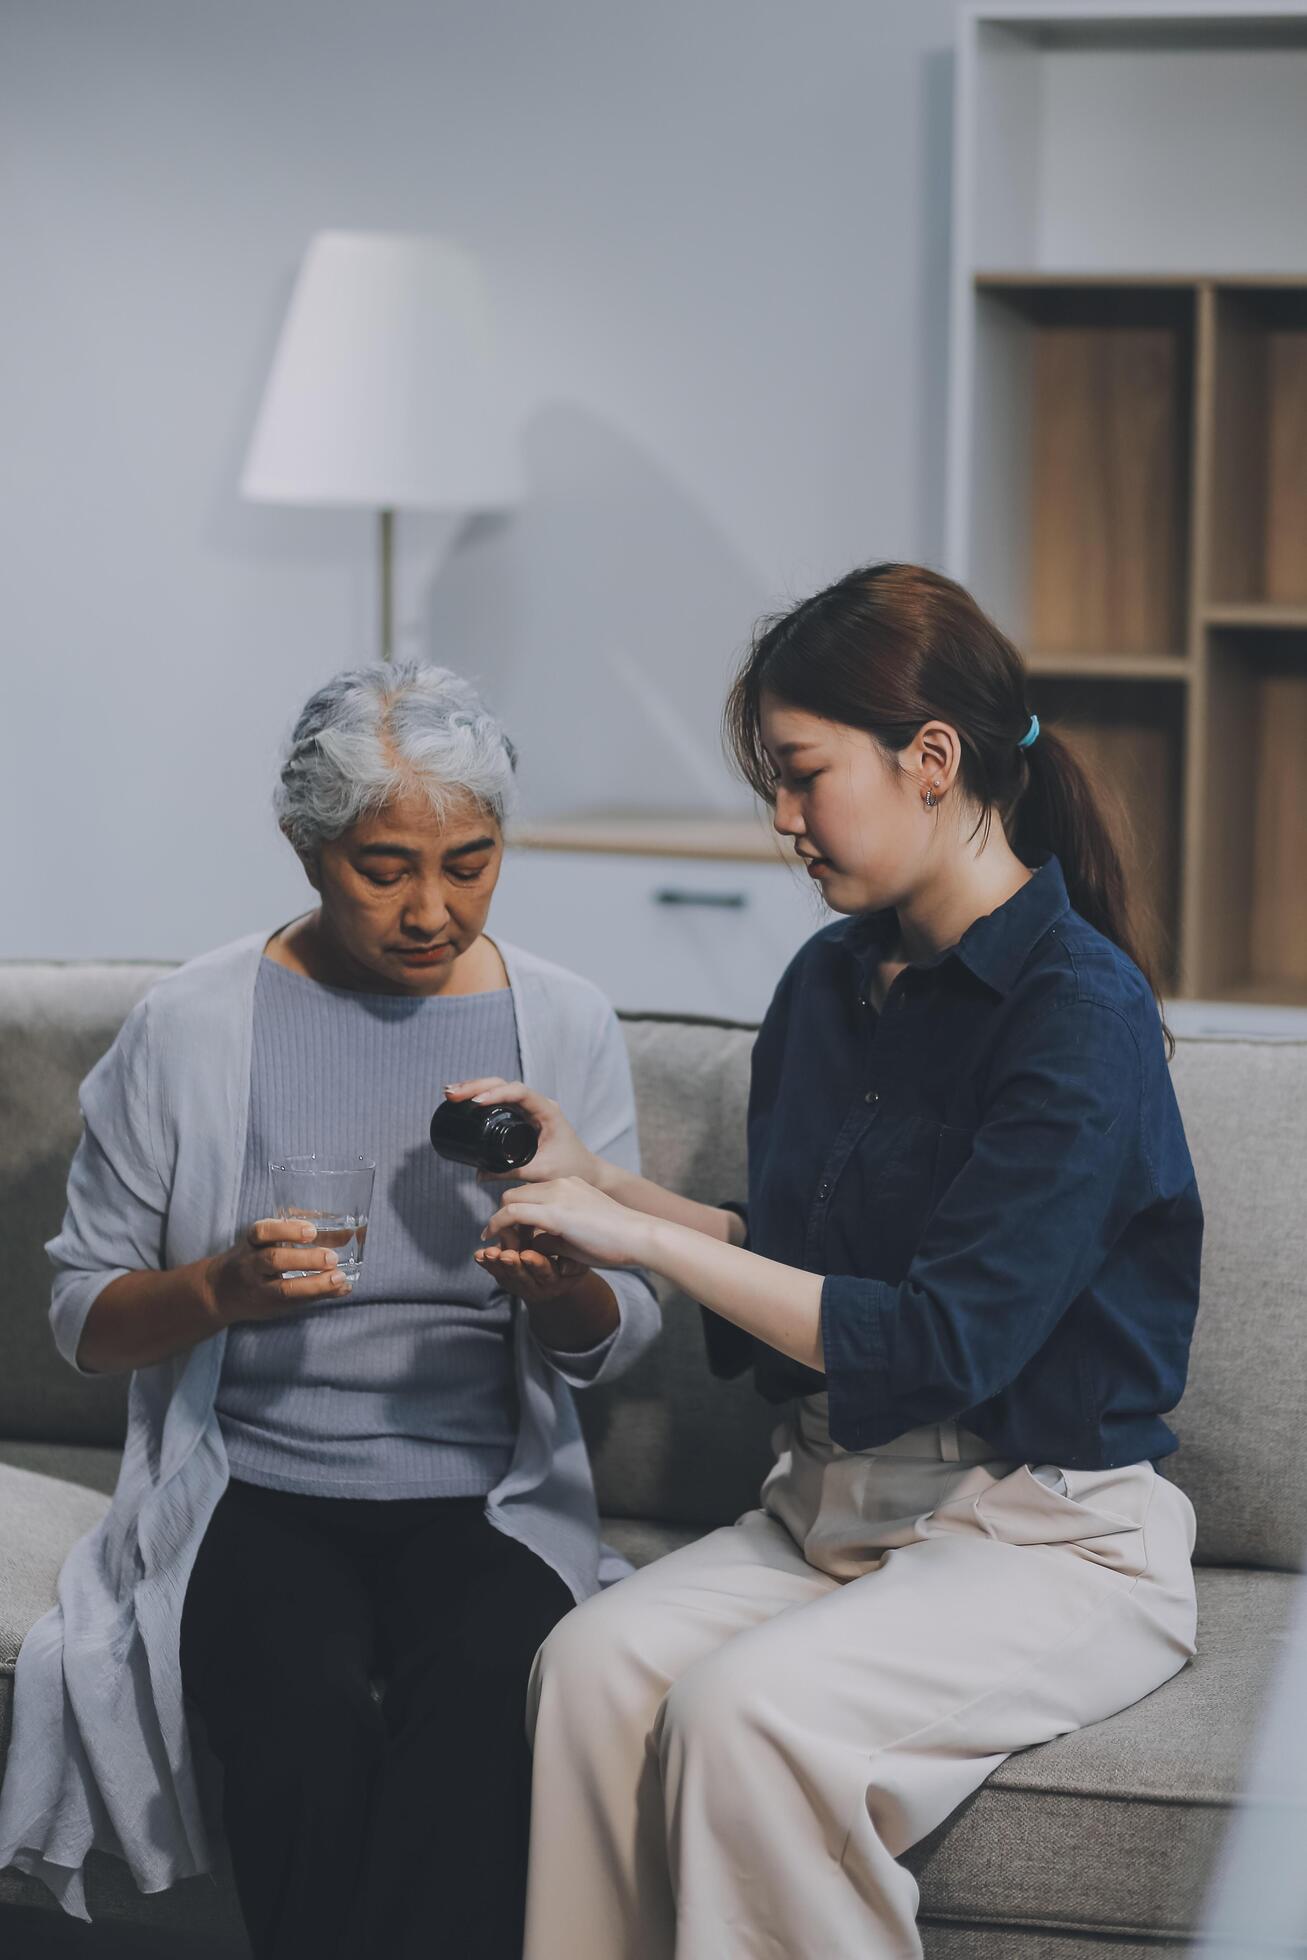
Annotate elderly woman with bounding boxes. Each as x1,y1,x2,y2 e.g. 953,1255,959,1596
0,664,660,1960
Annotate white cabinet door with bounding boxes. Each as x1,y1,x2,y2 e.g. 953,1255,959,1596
489,849,833,1022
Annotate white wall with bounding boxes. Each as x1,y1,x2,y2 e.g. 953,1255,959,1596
3,0,963,958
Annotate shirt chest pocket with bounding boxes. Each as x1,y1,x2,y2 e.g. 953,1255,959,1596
860,1108,976,1198
837,1110,968,1277
929,1120,977,1211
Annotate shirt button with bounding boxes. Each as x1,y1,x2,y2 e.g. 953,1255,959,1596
857,994,869,1010
864,1090,879,1104
818,1180,831,1199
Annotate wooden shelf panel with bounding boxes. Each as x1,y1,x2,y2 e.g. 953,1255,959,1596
1026,651,1191,679
977,273,1307,292
1034,676,1185,992
1196,631,1307,997
1203,603,1307,630
976,272,1203,290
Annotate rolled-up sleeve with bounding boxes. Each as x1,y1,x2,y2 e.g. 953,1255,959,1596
821,998,1150,1449
530,1003,662,1388
46,997,168,1373
534,1316,621,1389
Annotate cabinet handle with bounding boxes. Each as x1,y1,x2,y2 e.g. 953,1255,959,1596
653,887,749,910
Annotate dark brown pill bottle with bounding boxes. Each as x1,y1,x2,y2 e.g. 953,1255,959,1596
429,1099,540,1173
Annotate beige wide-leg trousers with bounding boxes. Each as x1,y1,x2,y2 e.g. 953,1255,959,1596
524,1396,1198,1960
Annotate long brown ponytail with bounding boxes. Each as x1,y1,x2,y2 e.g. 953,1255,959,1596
724,562,1173,1054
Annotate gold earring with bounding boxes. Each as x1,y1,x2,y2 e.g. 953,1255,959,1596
924,786,937,809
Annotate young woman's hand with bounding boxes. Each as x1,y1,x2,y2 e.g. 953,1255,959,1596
202,1219,352,1326
482,1178,653,1271
442,1077,600,1185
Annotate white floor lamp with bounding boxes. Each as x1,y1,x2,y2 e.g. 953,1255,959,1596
241,230,522,661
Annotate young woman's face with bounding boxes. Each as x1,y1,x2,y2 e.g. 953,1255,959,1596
760,694,938,916
307,786,503,993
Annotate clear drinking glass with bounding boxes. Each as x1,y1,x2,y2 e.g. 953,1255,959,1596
269,1155,376,1283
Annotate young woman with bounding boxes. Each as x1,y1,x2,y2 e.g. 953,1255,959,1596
455,563,1202,1959
0,663,659,1959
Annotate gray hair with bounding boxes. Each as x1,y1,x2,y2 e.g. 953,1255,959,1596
274,662,518,856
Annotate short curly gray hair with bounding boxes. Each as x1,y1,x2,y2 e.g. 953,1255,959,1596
274,662,518,856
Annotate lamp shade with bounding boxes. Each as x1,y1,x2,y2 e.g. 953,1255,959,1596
241,231,523,511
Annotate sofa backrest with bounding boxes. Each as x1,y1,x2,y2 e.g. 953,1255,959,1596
0,965,168,1446
580,1016,779,1529
591,1023,1307,1574
1159,1037,1306,1569
2,964,1304,1570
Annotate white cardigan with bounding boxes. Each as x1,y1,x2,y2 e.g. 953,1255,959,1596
0,931,661,1918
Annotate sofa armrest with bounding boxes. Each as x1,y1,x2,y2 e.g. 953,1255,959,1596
0,1464,110,1672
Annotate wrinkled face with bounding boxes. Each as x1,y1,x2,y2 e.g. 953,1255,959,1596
305,785,503,994
760,694,933,916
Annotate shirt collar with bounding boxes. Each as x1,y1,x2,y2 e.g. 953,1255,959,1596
843,855,1071,998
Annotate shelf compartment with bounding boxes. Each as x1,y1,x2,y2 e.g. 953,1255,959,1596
1033,676,1185,993
1214,979,1307,1010
1207,287,1307,607
1196,631,1307,1002
969,284,1193,660
964,17,1307,277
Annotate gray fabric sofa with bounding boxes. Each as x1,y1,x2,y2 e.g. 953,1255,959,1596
1,962,1303,1958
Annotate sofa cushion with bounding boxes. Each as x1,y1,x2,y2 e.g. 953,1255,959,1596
0,964,168,1447
0,1463,110,1671
1163,1038,1307,1571
905,1566,1292,1940
917,1929,1187,1957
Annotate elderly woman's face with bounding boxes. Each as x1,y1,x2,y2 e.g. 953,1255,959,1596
309,786,503,993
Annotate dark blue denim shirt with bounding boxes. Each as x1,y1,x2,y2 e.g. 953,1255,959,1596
705,856,1202,1469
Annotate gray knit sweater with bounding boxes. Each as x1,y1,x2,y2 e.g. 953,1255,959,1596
216,960,522,1498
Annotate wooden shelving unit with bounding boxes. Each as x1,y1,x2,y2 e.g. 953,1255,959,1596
949,6,1307,1003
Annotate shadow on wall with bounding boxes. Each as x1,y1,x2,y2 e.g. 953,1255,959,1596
416,403,775,821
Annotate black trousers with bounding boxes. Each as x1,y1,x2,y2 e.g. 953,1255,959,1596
179,1477,575,1960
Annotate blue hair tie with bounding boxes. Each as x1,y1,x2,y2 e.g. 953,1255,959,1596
1017,713,1040,751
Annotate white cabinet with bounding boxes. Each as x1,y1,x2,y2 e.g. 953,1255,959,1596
491,837,1307,1034
490,845,832,1023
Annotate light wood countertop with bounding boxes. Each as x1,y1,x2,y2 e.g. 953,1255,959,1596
507,814,793,864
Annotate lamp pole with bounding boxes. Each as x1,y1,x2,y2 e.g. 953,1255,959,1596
379,508,395,663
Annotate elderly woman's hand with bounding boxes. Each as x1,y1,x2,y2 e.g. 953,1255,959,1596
474,1223,591,1305
203,1219,353,1327
443,1077,599,1185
